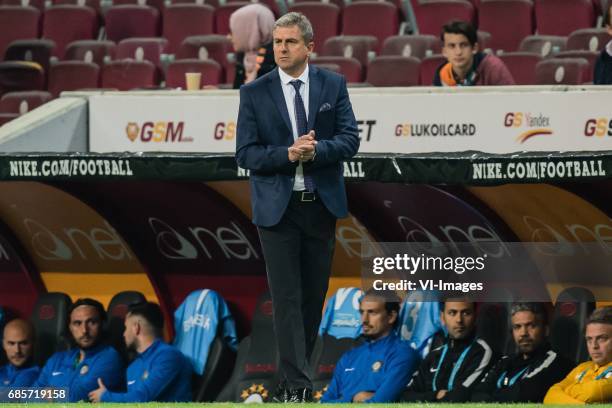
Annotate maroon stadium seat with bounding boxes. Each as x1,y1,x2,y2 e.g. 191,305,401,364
30,292,72,366
48,60,99,96
415,0,475,36
366,55,420,86
116,37,168,72
478,0,534,52
534,0,596,36
213,2,248,35
113,0,165,12
177,34,232,81
42,5,98,58
0,112,17,125
310,55,363,82
288,3,340,47
342,2,399,50
4,39,55,85
419,53,445,86
567,28,610,51
171,0,220,8
0,61,44,95
519,35,567,57
498,52,542,85
381,34,441,59
0,6,41,58
0,90,52,113
554,50,598,82
52,0,101,15
0,0,44,11
64,39,116,66
101,59,156,90
322,35,378,67
104,5,160,43
293,0,344,8
312,62,341,74
535,57,590,85
165,58,222,88
163,4,214,53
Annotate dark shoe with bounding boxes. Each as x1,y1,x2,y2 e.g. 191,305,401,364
271,383,289,403
286,388,313,403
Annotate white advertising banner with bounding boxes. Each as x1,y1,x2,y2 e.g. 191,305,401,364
89,88,612,154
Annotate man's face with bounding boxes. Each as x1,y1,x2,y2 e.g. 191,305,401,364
441,301,476,340
512,311,547,356
273,25,313,77
442,33,477,72
2,325,33,367
123,314,138,352
586,322,612,365
360,297,396,341
69,305,101,350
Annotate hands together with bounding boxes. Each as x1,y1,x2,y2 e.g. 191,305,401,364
288,131,317,162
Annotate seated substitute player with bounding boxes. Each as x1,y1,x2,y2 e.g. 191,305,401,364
471,302,574,402
321,289,419,403
89,302,192,402
0,319,39,386
544,306,612,404
33,298,123,402
433,20,515,86
401,299,494,402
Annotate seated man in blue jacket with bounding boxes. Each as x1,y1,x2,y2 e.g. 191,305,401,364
88,302,192,402
1,319,39,386
321,289,419,403
34,298,124,402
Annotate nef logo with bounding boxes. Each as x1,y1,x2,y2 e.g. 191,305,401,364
125,122,193,143
214,122,236,140
504,112,552,143
584,118,612,137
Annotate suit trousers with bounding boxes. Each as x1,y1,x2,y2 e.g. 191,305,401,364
257,193,337,390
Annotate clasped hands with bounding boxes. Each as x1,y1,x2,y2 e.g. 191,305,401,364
288,131,317,162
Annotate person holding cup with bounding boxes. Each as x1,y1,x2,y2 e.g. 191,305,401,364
229,3,276,89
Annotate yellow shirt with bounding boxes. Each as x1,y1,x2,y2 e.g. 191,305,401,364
544,361,612,404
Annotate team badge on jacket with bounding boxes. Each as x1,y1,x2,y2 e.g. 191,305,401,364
372,361,382,372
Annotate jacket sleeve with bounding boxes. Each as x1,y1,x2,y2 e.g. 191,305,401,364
544,365,585,404
235,85,297,174
365,346,419,403
304,76,359,170
101,350,183,403
442,340,494,402
31,354,55,388
320,353,351,403
13,367,40,387
470,357,507,402
401,353,438,402
566,377,612,403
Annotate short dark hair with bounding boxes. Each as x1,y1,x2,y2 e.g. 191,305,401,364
439,297,476,313
128,302,164,337
69,298,106,323
362,289,401,316
510,302,548,326
586,306,612,328
441,20,478,47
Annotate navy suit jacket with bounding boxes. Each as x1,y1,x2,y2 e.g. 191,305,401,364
236,65,359,227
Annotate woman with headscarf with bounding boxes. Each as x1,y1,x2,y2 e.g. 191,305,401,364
229,3,276,89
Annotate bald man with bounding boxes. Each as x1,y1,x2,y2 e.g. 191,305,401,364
0,319,39,386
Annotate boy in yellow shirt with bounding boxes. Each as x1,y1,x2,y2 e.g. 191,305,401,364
544,307,612,404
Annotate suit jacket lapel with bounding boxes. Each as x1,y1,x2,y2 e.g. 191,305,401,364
307,65,322,131
266,68,292,136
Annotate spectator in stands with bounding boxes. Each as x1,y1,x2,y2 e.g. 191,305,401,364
433,20,515,86
594,3,612,84
88,302,192,402
230,4,276,89
544,306,612,404
321,289,419,403
34,298,123,402
401,299,494,402
471,302,574,402
0,319,39,386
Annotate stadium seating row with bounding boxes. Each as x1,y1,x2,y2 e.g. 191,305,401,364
0,285,597,402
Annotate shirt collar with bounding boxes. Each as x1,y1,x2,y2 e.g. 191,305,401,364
79,343,106,359
278,64,309,86
606,40,612,57
138,338,162,359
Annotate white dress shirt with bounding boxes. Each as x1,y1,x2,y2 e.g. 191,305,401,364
278,65,309,191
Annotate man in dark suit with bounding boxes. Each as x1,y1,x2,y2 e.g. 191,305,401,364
235,11,359,403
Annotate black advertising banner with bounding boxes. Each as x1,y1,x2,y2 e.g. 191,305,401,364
1,151,612,184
